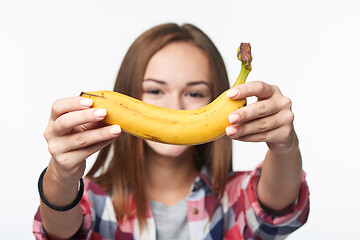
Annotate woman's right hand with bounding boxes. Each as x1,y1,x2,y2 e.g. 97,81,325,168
44,96,121,183
39,96,121,239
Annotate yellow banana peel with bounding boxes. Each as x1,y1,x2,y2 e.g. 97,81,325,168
81,43,252,145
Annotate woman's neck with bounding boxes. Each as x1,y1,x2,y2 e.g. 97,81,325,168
145,145,199,206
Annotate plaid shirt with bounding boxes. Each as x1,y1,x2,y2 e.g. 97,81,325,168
33,163,309,240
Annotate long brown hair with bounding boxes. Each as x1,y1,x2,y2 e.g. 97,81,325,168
86,23,232,229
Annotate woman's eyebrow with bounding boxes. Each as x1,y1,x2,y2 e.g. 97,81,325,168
143,78,210,87
187,81,210,87
143,78,166,84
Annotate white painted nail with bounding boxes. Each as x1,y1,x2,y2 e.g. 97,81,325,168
228,114,239,124
226,88,239,98
80,98,93,107
94,109,107,117
109,125,121,135
226,126,237,136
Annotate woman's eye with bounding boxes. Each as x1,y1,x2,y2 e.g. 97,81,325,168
188,92,204,98
146,89,161,95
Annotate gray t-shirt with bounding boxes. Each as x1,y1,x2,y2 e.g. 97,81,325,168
149,199,190,240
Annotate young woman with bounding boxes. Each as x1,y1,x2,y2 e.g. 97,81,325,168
33,23,309,240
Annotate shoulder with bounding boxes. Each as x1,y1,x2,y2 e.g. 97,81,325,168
83,178,109,196
224,161,264,194
221,165,262,207
82,178,115,217
225,170,253,193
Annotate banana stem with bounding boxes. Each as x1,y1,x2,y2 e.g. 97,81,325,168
231,42,252,87
232,62,251,87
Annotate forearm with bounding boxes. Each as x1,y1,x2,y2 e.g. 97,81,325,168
39,160,83,239
257,134,302,213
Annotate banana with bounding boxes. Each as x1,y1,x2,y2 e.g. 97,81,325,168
81,43,252,145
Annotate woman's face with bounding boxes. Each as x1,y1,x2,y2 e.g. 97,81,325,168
142,41,212,157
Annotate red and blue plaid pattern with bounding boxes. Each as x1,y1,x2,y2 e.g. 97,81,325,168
33,162,309,240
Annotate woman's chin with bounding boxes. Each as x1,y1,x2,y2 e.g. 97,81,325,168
144,140,192,158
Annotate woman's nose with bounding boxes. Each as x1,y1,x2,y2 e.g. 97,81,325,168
164,95,184,110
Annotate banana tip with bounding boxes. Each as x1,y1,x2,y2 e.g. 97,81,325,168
237,43,252,64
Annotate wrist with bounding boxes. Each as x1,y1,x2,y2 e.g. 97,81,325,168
49,157,84,184
268,131,299,156
40,167,84,211
42,162,83,209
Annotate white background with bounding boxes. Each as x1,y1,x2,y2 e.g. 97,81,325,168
1,0,359,239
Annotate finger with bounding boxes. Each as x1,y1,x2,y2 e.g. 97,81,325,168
61,125,121,152
55,138,117,168
226,81,275,100
53,108,107,135
233,125,294,145
226,110,293,139
228,98,280,124
50,97,93,121
72,120,109,133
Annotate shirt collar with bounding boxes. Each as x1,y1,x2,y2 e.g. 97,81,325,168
190,166,212,192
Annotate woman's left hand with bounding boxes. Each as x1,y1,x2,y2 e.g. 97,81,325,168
226,81,297,155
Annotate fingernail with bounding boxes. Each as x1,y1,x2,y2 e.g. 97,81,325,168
94,109,107,117
110,125,121,135
226,126,237,136
226,88,239,98
228,114,240,124
80,98,93,107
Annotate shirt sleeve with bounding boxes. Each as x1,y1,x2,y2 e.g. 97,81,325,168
243,162,310,239
32,180,96,240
